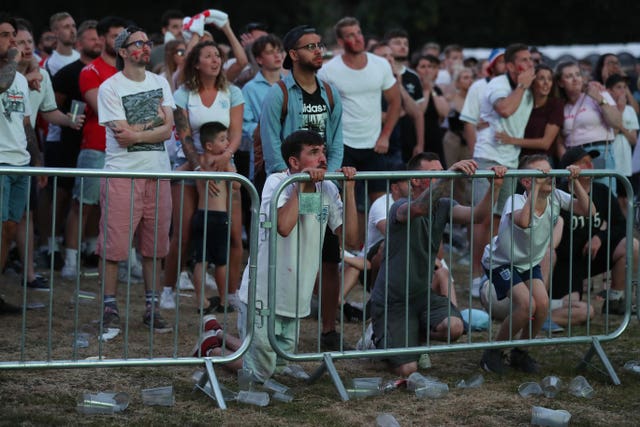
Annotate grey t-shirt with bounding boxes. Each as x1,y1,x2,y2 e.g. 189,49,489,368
371,197,456,305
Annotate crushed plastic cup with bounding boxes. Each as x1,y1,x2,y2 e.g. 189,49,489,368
623,360,640,374
141,386,175,406
406,372,439,391
281,364,310,380
72,332,91,349
352,377,382,390
346,388,382,399
376,413,401,427
531,406,571,427
456,373,484,389
192,369,204,384
77,392,129,414
236,390,270,406
414,381,449,399
98,328,120,342
71,290,97,305
541,376,562,398
237,368,255,391
568,375,593,398
518,382,543,397
262,378,290,395
272,391,294,402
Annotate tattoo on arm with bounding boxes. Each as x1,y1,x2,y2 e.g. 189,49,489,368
24,122,42,166
412,178,451,214
174,107,199,169
0,49,18,94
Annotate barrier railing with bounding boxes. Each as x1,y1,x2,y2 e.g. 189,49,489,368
264,169,635,400
0,166,260,409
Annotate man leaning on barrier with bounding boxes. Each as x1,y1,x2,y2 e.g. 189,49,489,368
369,155,507,377
237,130,358,383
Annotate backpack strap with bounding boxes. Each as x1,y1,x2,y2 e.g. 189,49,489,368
321,80,335,112
277,80,288,123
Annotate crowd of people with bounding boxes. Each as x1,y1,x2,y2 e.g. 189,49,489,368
1,9,639,382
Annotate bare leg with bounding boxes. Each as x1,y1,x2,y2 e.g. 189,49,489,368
610,237,638,292
429,316,464,341
321,261,340,334
165,184,197,290
228,190,243,295
192,262,210,310
215,264,228,306
101,259,119,296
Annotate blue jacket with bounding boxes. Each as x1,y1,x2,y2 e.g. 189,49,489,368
260,72,343,174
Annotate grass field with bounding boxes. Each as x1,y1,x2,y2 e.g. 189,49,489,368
1,262,639,426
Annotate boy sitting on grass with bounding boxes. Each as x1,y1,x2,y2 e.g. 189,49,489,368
480,154,595,374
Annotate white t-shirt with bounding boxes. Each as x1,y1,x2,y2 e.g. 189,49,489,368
238,171,343,318
173,84,244,157
318,53,396,149
45,49,80,142
460,78,489,125
0,73,32,166
365,194,393,254
611,105,639,177
474,74,533,168
98,71,175,172
482,189,572,271
26,69,57,128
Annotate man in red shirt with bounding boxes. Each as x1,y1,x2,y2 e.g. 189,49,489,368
61,16,127,279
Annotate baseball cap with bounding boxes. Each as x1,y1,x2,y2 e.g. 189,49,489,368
559,146,600,169
282,25,317,70
114,26,143,70
487,48,505,72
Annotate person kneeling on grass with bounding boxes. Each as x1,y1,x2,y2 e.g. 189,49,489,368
480,154,595,374
236,130,358,383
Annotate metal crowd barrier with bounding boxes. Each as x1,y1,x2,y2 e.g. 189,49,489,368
0,166,260,410
264,169,636,401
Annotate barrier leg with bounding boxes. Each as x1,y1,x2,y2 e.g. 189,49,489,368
307,353,349,401
576,337,621,385
195,358,227,409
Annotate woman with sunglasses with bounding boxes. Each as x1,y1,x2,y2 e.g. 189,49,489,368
157,39,186,93
161,41,245,314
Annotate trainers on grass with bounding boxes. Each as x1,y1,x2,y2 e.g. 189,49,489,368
481,349,507,374
143,307,172,333
509,348,539,373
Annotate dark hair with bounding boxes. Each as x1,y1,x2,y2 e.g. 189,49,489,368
0,13,17,31
383,28,409,41
334,16,360,40
281,130,324,166
553,60,579,100
96,16,128,37
407,152,441,171
245,22,268,33
251,34,283,59
14,18,32,35
518,153,550,170
180,41,228,91
443,44,463,57
593,53,617,84
411,54,439,69
161,10,183,28
200,121,228,146
504,43,529,64
368,40,389,53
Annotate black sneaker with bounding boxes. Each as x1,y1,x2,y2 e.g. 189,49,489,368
602,298,626,315
481,349,507,374
509,348,540,373
143,307,173,333
27,276,50,292
0,296,21,315
82,253,100,268
321,330,353,351
46,251,65,271
342,302,363,322
102,306,120,329
205,296,235,314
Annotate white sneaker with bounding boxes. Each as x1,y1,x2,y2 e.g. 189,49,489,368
61,263,78,280
178,271,195,291
227,292,240,309
205,272,217,290
356,323,375,350
160,287,176,310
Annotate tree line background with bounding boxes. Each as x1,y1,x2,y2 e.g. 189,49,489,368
5,0,640,49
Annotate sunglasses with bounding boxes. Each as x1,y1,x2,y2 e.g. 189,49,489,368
293,42,326,52
176,49,185,56
124,40,154,49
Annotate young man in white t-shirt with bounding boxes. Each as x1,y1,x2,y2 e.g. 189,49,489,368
237,130,358,383
97,26,175,333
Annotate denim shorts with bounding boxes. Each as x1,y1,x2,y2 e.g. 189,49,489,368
73,149,105,205
0,169,29,222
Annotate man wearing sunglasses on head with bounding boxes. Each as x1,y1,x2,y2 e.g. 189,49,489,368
257,24,348,351
96,26,176,334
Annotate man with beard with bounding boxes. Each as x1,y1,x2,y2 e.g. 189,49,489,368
36,29,56,66
319,16,401,205
61,16,128,280
259,25,347,351
97,26,175,333
37,19,102,269
43,12,78,75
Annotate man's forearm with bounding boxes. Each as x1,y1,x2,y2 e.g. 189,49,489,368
24,123,43,166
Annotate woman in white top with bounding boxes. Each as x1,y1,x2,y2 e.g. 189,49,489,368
554,61,622,169
163,41,244,312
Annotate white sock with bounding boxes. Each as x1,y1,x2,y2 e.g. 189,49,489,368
65,248,78,265
84,237,98,254
609,289,624,300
